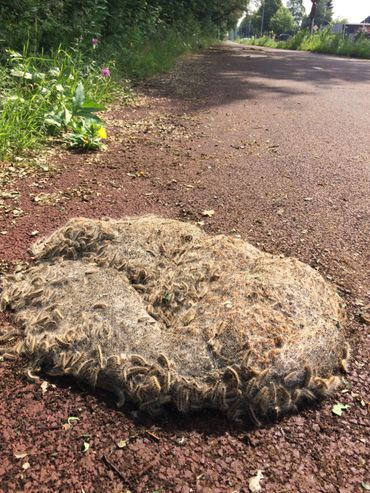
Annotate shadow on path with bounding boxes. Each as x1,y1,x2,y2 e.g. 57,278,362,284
145,42,370,110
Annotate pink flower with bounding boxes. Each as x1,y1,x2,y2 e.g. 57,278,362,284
92,38,98,48
101,67,110,77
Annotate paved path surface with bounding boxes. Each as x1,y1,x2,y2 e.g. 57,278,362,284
151,42,370,296
0,43,369,492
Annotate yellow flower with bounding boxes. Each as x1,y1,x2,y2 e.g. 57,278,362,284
97,127,107,139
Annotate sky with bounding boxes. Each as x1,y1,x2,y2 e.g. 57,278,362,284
299,0,369,23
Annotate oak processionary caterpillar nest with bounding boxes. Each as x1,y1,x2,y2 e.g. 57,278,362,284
0,216,349,425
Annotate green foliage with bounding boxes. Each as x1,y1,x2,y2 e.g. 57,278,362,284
301,0,333,29
67,120,106,150
44,82,105,133
252,0,283,35
0,0,248,54
269,7,297,35
0,0,110,53
111,22,217,80
0,0,249,160
238,12,255,38
282,29,307,49
312,0,333,27
286,0,305,27
243,35,279,48
0,47,114,159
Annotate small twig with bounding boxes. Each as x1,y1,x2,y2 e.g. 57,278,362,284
145,430,161,443
102,454,125,482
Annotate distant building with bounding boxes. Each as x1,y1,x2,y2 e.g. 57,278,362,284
361,16,370,24
345,23,370,37
331,21,370,39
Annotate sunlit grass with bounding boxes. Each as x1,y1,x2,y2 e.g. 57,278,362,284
0,45,119,160
239,29,370,59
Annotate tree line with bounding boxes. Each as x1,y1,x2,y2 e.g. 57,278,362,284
0,0,248,52
238,0,334,37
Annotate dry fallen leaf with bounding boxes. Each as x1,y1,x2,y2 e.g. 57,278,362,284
332,403,349,416
248,470,264,492
201,210,215,217
82,441,90,453
14,452,28,459
117,440,127,449
22,462,31,470
40,381,48,394
12,208,24,217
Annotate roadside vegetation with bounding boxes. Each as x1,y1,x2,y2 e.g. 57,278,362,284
239,29,370,59
237,0,332,38
236,0,370,62
0,0,246,160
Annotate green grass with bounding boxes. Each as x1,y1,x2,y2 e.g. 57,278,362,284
0,24,217,161
239,29,370,59
100,24,217,80
0,45,120,160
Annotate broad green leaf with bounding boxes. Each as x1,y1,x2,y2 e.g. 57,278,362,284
81,101,106,111
73,83,85,109
76,112,103,123
63,107,72,126
44,116,62,128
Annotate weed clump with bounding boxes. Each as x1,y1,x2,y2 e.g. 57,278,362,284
0,216,348,425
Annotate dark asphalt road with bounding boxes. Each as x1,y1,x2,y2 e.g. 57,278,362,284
163,41,370,299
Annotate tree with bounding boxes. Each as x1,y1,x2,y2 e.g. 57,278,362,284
0,0,251,51
238,12,254,37
313,0,334,27
252,0,282,35
269,6,296,34
286,0,305,27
